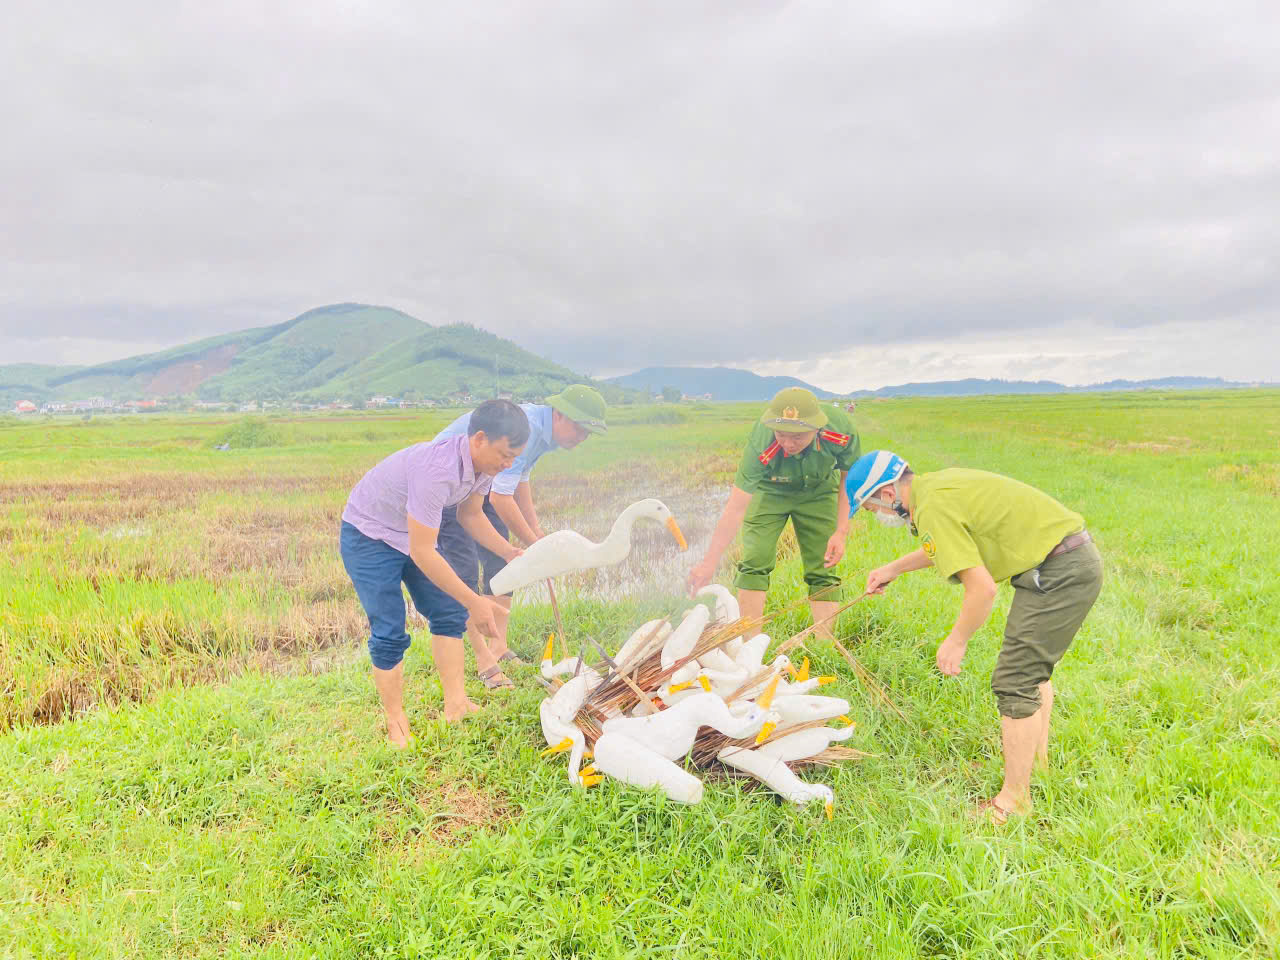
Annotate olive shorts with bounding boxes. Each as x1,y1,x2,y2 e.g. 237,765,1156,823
734,487,842,598
992,541,1103,719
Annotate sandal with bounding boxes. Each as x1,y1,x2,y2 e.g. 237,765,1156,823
972,797,1016,825
497,651,527,666
478,664,515,690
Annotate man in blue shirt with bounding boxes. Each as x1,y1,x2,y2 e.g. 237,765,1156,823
434,385,608,687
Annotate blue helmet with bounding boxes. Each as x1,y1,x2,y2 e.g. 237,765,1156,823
845,450,909,515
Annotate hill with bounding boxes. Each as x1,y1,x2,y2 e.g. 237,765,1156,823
0,304,604,405
606,366,837,402
855,375,1272,397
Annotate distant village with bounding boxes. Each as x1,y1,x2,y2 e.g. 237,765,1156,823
8,388,730,417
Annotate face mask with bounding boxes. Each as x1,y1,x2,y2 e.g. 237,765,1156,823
876,511,909,528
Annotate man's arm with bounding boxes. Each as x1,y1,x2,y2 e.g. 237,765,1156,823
824,470,852,567
687,485,753,594
513,480,544,539
865,547,932,594
407,514,501,638
490,482,542,546
457,493,522,561
935,565,998,675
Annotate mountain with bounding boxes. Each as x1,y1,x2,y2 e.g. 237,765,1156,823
0,303,602,405
855,376,1272,397
606,366,837,402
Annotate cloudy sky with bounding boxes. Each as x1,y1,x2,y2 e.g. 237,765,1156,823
2,1,1277,391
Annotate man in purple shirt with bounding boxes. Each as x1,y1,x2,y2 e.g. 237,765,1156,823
340,400,530,744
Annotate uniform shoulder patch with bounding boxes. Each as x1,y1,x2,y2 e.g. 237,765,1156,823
758,440,781,465
819,429,850,447
921,533,937,560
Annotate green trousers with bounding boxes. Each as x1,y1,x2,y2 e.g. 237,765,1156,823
734,487,841,598
992,542,1104,719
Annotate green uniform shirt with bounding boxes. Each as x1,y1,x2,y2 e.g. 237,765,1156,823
909,468,1085,584
733,407,861,496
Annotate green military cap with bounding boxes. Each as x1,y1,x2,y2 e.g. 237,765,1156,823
546,384,608,434
760,387,828,433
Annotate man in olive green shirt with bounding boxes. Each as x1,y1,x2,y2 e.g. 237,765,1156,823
688,388,860,640
846,451,1103,823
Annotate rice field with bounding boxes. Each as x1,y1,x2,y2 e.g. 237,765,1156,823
2,391,1278,958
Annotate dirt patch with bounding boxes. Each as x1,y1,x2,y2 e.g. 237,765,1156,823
2,473,345,506
378,782,516,853
146,343,240,396
1210,463,1280,497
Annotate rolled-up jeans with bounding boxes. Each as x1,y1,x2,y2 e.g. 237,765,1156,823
339,521,468,670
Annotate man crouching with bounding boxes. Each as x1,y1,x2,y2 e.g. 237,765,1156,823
847,451,1103,822
339,400,528,744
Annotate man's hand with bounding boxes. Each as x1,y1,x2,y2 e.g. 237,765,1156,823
936,635,967,676
531,526,547,542
866,564,899,595
467,596,502,639
686,557,716,597
503,545,524,564
823,530,847,568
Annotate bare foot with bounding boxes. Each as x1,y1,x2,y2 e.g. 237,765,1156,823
385,711,411,748
443,698,483,723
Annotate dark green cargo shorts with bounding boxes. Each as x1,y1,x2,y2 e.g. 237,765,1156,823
734,487,841,598
991,541,1103,719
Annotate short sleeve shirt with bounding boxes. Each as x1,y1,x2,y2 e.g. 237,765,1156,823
435,403,557,496
341,434,493,554
909,468,1085,583
733,407,861,495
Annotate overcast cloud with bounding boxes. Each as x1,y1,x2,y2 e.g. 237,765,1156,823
2,0,1278,390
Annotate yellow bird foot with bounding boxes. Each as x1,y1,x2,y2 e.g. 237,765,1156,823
816,675,837,686
795,657,810,683
539,736,573,757
824,801,834,821
836,715,854,728
698,675,712,693
754,721,777,745
580,774,604,788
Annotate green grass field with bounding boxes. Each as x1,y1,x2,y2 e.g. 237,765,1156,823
2,392,1278,958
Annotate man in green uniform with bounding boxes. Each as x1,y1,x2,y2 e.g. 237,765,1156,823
688,388,860,640
846,450,1103,823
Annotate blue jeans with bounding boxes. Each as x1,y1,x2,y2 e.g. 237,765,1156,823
339,521,468,670
438,495,512,596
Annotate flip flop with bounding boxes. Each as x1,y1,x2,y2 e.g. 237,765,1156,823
497,651,528,666
478,664,515,690
972,797,1017,825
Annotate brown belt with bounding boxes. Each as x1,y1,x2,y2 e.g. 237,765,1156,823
1045,530,1091,560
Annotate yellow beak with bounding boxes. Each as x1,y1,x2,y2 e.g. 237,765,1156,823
698,675,712,693
665,516,688,551
669,680,693,693
539,736,573,757
795,657,810,683
824,801,833,821
580,774,604,788
836,715,854,728
756,675,780,710
754,721,777,745
816,675,837,686
541,634,555,663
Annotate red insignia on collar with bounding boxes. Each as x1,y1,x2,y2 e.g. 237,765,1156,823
758,440,781,465
819,429,850,447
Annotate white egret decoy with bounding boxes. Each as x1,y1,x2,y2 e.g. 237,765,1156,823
614,618,671,670
755,724,855,763
732,632,774,673
488,499,688,595
538,675,597,786
539,636,601,686
695,584,740,624
715,744,835,817
591,693,768,804
772,694,850,726
660,605,710,669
